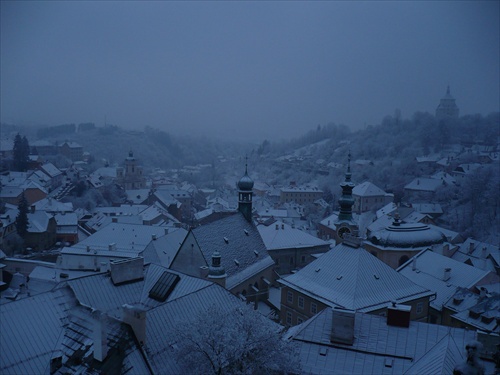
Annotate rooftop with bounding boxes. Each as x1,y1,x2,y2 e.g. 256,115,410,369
280,243,433,312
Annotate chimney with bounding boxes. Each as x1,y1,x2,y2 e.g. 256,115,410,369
275,224,279,230
443,267,451,281
330,307,355,345
110,257,144,285
481,247,487,259
152,234,157,241
31,205,36,213
108,243,116,251
387,302,411,328
281,223,285,230
199,265,209,279
412,257,417,271
112,217,118,223
469,241,475,254
92,311,108,362
122,304,147,345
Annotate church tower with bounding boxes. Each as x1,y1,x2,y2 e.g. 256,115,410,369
435,85,459,120
334,152,359,242
237,160,254,223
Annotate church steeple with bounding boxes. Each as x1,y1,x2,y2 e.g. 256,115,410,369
338,151,355,221
334,152,359,242
237,157,254,222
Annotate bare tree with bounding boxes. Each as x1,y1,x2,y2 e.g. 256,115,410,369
173,303,300,375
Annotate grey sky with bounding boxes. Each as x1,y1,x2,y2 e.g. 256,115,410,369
1,1,499,141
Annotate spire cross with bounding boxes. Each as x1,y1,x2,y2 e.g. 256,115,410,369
245,155,248,174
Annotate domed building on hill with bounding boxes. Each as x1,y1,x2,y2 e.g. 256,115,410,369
363,218,446,269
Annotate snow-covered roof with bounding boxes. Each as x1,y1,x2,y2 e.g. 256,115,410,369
0,287,78,374
281,186,322,193
257,221,329,251
27,211,53,233
143,228,187,267
34,197,73,212
443,286,500,333
40,162,62,178
91,166,118,178
367,221,445,249
431,171,456,185
452,238,499,273
95,204,148,216
404,178,444,192
54,212,78,226
73,222,163,253
68,264,211,319
280,243,433,312
125,189,151,204
289,307,474,375
411,203,443,215
0,286,150,374
397,249,494,311
190,213,273,283
352,181,386,197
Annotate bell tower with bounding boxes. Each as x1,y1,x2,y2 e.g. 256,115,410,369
237,158,254,222
334,152,359,242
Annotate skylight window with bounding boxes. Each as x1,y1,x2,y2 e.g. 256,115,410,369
149,272,180,302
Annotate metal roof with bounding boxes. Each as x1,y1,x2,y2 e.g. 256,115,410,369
397,249,493,311
257,221,329,250
288,307,475,375
191,213,272,280
280,244,433,312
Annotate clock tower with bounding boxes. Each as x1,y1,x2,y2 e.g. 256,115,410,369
334,152,359,243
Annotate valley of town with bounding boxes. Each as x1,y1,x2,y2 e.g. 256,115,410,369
1,91,499,374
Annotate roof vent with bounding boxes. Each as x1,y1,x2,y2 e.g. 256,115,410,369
443,267,451,281
336,275,342,280
253,250,259,257
374,274,380,280
224,237,229,244
234,259,240,266
244,229,249,236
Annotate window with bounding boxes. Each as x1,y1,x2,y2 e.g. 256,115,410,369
286,311,292,325
301,255,306,263
287,291,293,304
416,302,423,315
311,303,317,314
297,317,304,325
290,257,294,265
298,296,304,309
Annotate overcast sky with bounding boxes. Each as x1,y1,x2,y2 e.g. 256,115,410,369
1,1,499,141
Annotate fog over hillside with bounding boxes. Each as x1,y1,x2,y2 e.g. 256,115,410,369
1,1,498,140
